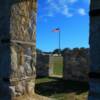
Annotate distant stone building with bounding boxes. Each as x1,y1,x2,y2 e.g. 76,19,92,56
63,51,90,81
36,54,63,77
36,54,50,77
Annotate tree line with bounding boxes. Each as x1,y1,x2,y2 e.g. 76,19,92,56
36,47,89,57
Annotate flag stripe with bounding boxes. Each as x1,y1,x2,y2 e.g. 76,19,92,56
52,28,60,32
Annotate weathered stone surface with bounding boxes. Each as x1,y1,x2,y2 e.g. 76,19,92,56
36,54,50,77
36,54,63,77
88,0,100,99
0,0,36,99
90,1,100,10
63,52,89,81
10,0,36,42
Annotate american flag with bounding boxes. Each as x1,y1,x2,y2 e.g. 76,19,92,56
52,28,60,32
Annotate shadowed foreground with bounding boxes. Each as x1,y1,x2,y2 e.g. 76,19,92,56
35,77,89,100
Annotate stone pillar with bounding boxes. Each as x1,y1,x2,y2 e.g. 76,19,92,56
0,0,36,99
89,0,100,99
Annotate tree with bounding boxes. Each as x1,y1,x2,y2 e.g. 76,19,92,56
52,49,61,54
61,48,71,56
36,48,42,54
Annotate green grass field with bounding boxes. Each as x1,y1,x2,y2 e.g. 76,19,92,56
53,64,63,75
52,57,63,75
35,77,88,100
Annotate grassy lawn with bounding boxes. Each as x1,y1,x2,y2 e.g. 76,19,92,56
53,65,63,75
53,58,63,76
35,77,88,100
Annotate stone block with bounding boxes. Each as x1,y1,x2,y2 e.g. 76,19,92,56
0,0,37,99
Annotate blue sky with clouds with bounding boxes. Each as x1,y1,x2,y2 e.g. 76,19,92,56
37,0,90,52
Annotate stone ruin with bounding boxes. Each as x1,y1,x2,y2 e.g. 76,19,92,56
0,0,100,100
88,0,100,99
36,54,63,77
63,50,90,81
0,0,36,99
36,54,50,77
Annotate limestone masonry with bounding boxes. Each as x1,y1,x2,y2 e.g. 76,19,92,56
0,0,36,99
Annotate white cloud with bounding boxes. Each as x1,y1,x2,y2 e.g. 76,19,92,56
47,0,52,3
62,5,73,17
46,0,74,18
39,0,88,19
47,12,54,17
68,0,77,3
58,0,77,5
78,8,86,16
50,2,60,12
82,0,90,4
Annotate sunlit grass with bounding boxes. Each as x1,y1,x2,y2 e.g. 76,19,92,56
53,59,63,75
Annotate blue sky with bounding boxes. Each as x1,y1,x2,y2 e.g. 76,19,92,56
37,0,90,52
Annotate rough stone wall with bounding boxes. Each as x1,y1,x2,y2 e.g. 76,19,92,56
36,55,63,77
63,53,90,81
88,0,100,99
36,54,50,77
0,0,36,99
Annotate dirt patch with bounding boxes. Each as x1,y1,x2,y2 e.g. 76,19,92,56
13,93,54,100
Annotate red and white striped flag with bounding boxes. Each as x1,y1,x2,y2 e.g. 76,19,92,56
52,28,60,32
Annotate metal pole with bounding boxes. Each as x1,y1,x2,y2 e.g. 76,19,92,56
59,30,61,55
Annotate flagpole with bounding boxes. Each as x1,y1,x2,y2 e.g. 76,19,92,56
52,28,61,55
59,30,61,55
